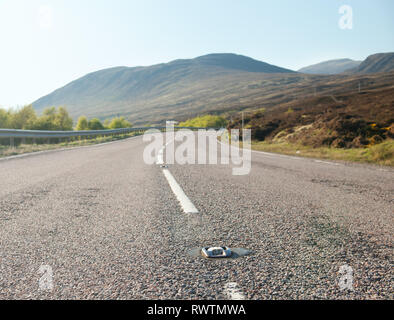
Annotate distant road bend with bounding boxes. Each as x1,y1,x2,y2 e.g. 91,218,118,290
0,132,392,299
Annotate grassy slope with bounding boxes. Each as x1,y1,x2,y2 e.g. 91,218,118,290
224,75,394,166
251,139,394,167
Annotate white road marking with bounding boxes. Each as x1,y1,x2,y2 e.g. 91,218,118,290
217,139,301,161
162,169,199,214
156,140,174,165
223,282,246,300
314,159,341,166
158,138,199,213
218,139,345,165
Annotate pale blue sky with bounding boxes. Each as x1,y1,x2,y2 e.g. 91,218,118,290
0,0,393,108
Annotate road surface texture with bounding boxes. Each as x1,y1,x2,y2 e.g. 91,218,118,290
0,132,392,299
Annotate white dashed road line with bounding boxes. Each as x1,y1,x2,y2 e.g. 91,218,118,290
223,282,246,300
158,139,199,214
162,169,199,214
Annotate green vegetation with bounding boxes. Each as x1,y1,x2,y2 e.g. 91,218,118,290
76,116,131,131
0,107,136,156
179,115,227,128
0,105,73,130
106,116,132,129
75,116,131,130
0,106,133,132
75,116,89,130
88,118,105,130
251,139,394,166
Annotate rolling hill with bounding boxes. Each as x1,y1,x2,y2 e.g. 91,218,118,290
32,53,295,124
32,52,394,125
298,59,361,74
351,52,394,74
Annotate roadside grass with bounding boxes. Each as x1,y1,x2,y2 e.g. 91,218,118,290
250,139,394,167
0,133,139,158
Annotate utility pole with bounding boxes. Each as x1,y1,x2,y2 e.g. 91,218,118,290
242,112,244,130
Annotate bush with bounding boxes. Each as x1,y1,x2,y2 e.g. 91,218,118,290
0,107,135,133
88,118,104,130
107,117,132,129
75,116,89,131
179,115,227,128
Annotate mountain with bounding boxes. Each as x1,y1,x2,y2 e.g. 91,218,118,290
351,52,394,74
298,59,361,74
32,53,294,124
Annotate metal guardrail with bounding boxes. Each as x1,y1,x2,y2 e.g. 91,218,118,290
0,126,207,138
0,126,211,146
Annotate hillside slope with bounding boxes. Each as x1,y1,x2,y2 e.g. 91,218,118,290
32,53,294,124
298,59,361,74
351,52,394,73
229,73,394,149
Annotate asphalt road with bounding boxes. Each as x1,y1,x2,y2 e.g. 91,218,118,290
0,133,392,299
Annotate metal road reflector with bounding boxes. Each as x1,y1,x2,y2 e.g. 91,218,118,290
201,246,232,259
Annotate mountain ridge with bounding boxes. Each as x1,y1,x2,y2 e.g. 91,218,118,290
32,52,394,125
32,53,295,123
299,52,394,75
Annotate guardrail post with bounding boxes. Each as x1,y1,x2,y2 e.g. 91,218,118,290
10,137,14,148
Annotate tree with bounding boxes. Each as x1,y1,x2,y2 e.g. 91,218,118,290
103,119,111,129
31,107,73,131
33,107,58,130
0,108,10,128
75,116,89,131
9,105,37,129
54,107,73,130
88,118,104,130
43,107,56,117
